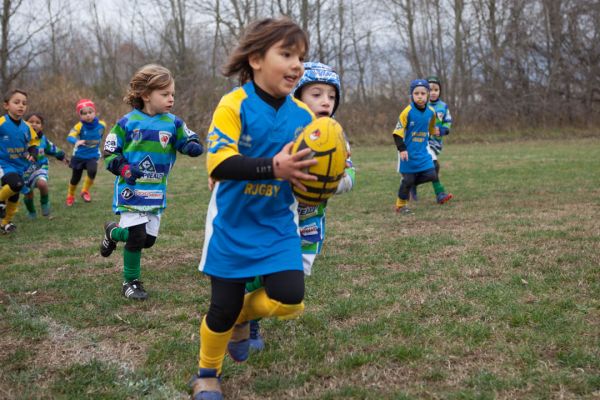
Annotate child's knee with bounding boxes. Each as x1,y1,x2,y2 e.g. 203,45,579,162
124,225,147,251
3,173,24,192
143,235,157,249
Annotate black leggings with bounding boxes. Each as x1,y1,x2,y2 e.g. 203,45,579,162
398,167,437,200
1,173,23,202
70,159,98,185
206,270,304,332
124,223,157,252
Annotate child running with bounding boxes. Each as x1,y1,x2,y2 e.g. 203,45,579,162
0,89,39,233
247,61,356,351
393,79,437,214
66,99,106,205
22,113,69,218
100,64,203,300
191,18,317,400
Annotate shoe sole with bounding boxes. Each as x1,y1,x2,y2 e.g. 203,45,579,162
438,194,454,204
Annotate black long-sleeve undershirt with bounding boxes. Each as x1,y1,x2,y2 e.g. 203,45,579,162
393,134,407,152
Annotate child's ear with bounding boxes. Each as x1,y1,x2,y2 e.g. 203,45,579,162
248,53,262,71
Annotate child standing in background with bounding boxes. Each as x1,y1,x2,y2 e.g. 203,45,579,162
66,99,106,205
426,75,453,204
0,89,39,233
393,79,437,214
22,113,69,218
100,64,203,300
191,17,317,400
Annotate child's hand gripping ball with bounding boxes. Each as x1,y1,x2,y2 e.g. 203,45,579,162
291,117,348,206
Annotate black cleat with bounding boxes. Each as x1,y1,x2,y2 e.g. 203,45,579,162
122,279,148,300
1,222,16,234
0,202,5,219
100,222,118,257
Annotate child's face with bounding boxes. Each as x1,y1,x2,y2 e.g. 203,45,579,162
300,83,336,117
143,82,175,115
429,83,440,101
27,115,43,133
412,86,429,108
4,92,28,119
250,40,305,98
80,107,96,123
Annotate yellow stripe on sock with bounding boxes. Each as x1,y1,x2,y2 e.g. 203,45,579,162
236,288,305,324
67,184,77,196
396,197,408,208
2,201,18,225
199,316,233,375
0,184,17,202
82,177,94,192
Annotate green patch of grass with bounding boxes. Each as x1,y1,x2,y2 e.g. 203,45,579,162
2,138,600,398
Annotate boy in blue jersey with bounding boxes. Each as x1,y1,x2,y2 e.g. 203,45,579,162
100,64,203,300
393,79,437,214
22,113,69,218
426,75,453,204
66,99,106,205
0,89,39,233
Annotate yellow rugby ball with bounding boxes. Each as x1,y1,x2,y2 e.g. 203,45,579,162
291,117,348,206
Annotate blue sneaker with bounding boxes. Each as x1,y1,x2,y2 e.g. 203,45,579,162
249,320,265,351
227,322,250,362
27,211,37,219
41,203,50,217
436,192,453,204
189,368,222,400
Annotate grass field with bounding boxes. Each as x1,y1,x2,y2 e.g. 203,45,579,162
1,138,599,399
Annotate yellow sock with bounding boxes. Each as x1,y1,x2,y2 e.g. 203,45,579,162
235,288,305,324
2,201,18,225
0,184,17,202
199,316,233,375
396,197,408,208
67,184,77,196
82,177,94,192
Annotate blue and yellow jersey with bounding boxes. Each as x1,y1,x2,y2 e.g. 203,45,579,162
393,103,436,173
35,133,65,169
0,114,39,176
67,118,106,160
200,81,314,279
104,109,199,214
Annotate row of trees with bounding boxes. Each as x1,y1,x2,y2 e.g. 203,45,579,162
1,0,598,144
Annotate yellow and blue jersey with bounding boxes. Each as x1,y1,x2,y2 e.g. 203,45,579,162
0,114,39,176
199,81,314,279
393,103,436,173
67,118,106,160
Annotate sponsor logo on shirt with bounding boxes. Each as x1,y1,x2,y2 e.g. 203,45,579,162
298,205,318,217
121,187,134,200
183,123,196,138
243,183,280,197
136,155,164,182
134,189,163,199
104,133,117,152
300,222,320,243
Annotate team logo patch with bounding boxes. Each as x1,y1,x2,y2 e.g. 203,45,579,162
309,129,321,141
437,112,444,121
132,129,142,143
121,187,134,200
159,131,171,148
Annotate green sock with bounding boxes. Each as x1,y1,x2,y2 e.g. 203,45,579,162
432,181,446,195
123,249,141,282
40,194,49,205
245,276,263,292
111,227,130,242
24,197,36,214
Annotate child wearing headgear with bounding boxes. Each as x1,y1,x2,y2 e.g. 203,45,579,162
245,61,356,351
100,64,203,301
425,75,453,204
22,113,69,218
393,79,437,214
65,99,106,205
191,17,317,400
0,89,39,233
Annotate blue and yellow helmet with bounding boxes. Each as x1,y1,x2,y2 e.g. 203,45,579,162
294,62,342,116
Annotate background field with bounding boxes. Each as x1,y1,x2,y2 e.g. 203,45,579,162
1,138,599,399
